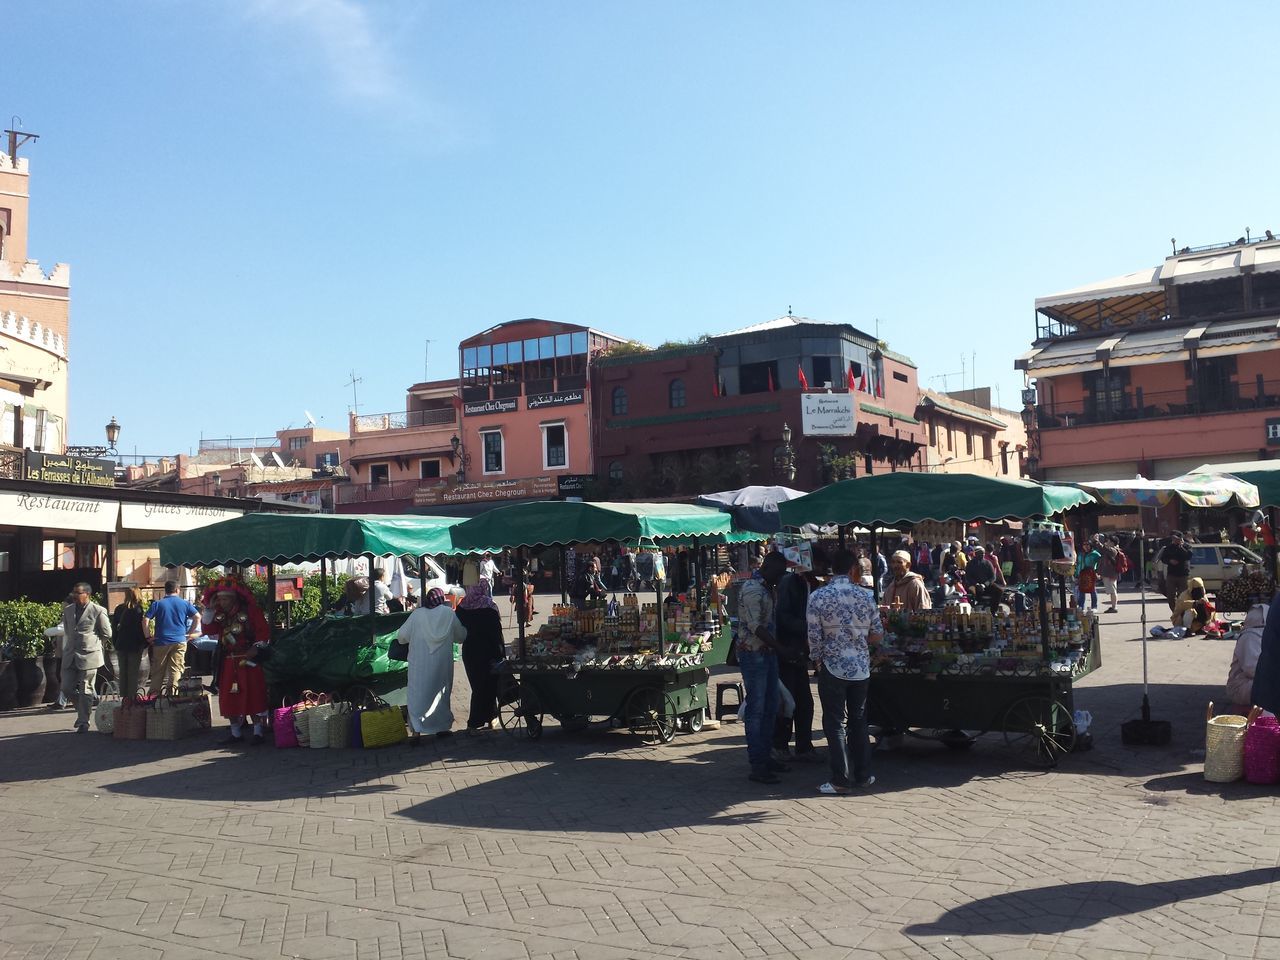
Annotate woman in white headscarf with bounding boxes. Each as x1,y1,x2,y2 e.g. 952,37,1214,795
397,587,466,744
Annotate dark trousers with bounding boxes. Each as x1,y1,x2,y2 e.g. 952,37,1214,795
462,648,500,729
817,669,872,788
773,659,815,753
1166,575,1188,612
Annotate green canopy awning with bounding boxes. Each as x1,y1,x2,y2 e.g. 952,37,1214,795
1194,461,1280,509
159,513,464,567
443,501,736,552
778,473,1094,528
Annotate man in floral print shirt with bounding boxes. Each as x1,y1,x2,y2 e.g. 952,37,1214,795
808,548,883,794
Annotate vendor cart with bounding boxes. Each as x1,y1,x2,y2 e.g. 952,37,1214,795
159,513,463,702
443,501,743,744
780,473,1098,767
498,660,709,743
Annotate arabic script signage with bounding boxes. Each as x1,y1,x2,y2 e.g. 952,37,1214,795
1267,417,1280,447
23,451,116,488
527,390,584,411
0,491,120,532
800,393,857,436
463,398,518,417
413,475,559,507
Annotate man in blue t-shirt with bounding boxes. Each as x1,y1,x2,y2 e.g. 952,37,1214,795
145,580,200,696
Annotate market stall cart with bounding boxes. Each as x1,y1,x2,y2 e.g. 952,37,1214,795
779,473,1097,767
443,501,740,743
158,513,463,701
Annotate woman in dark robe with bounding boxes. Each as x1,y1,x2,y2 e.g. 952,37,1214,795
455,579,506,731
1249,592,1280,714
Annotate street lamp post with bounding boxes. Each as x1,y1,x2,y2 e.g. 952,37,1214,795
66,416,122,459
450,433,472,483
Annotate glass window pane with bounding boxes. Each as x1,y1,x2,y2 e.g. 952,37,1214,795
476,345,491,367
524,338,539,360
555,333,571,356
493,343,506,365
540,336,555,359
507,340,521,363
463,347,477,369
571,332,588,354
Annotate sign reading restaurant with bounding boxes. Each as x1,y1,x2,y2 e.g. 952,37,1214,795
527,390,584,410
413,475,559,507
463,398,519,417
23,451,116,488
800,393,857,436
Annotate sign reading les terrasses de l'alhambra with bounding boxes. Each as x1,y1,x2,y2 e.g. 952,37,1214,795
23,451,116,488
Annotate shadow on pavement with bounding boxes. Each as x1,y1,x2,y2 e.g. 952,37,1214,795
903,867,1279,936
1142,770,1277,798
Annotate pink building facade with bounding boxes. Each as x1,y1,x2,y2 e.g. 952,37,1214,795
1021,235,1280,493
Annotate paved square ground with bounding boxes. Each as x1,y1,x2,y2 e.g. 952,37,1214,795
2,589,1277,960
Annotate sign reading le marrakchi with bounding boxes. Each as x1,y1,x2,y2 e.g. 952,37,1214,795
800,393,857,437
23,451,116,488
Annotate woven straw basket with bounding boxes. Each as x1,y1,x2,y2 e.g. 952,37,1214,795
1204,701,1253,783
327,703,353,748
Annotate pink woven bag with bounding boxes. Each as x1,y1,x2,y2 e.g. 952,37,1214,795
1244,712,1280,785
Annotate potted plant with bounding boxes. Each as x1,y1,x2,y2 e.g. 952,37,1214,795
0,600,63,708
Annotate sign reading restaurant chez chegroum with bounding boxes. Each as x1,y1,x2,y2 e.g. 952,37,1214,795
23,451,116,488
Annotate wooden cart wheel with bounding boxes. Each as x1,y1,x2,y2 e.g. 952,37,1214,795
681,710,705,734
499,686,543,739
625,687,677,744
1002,696,1076,768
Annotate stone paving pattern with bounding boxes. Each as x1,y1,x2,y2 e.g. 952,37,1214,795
2,590,1278,960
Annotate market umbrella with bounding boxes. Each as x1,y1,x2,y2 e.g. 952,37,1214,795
778,473,1094,528
1068,473,1259,745
1192,460,1280,509
697,485,809,534
159,513,464,567
444,500,734,552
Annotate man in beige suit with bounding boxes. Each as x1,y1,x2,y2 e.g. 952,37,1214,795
61,583,112,733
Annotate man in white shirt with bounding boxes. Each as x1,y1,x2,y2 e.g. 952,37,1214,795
479,553,498,584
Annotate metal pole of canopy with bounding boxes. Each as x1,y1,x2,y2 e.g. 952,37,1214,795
367,552,376,646
418,555,428,604
870,525,880,603
838,524,847,550
319,557,328,614
267,561,276,628
1037,560,1051,661
516,546,527,661
655,549,666,656
559,545,568,604
1139,531,1149,712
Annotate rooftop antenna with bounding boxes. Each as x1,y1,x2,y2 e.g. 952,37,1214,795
424,339,435,381
344,370,363,414
3,119,39,163
304,409,316,427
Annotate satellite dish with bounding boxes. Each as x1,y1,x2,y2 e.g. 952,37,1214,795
304,409,317,426
271,452,286,469
250,453,265,470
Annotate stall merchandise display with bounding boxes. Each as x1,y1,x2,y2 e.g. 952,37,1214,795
877,607,1099,678
513,596,718,672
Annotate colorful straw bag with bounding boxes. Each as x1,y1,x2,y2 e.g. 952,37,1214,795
351,688,406,749
308,701,336,749
147,696,195,741
273,697,300,748
113,699,149,740
1244,711,1280,784
93,682,121,734
1204,701,1251,783
326,702,353,749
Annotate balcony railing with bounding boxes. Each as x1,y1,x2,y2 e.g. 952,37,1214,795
1036,379,1280,429
335,477,449,505
351,407,456,434
199,437,281,451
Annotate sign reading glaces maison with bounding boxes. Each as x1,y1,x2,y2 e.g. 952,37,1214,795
800,393,857,436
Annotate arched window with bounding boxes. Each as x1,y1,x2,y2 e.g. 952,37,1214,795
608,461,624,485
611,386,628,416
669,378,686,409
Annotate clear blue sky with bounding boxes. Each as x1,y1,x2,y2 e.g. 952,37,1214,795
9,2,1279,457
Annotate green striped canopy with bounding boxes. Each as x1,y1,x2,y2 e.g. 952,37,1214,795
778,473,1094,528
443,501,735,552
159,513,464,567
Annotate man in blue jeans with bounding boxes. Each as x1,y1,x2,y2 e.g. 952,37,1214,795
809,548,883,794
145,580,200,696
737,551,791,784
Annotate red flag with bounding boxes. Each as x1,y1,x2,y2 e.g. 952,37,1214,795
859,372,869,392
711,373,719,397
846,363,857,392
767,367,776,392
875,371,884,399
798,364,809,391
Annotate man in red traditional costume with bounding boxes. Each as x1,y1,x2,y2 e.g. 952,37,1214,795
201,575,271,745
